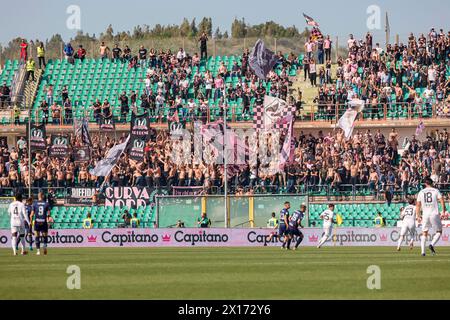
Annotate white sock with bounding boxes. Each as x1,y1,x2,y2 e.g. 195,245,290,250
431,233,441,247
20,236,26,251
318,235,328,248
11,236,17,254
397,236,404,249
421,235,427,255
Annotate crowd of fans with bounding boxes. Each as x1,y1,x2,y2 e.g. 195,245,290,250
0,126,449,200
309,29,450,119
0,29,449,201
34,37,298,124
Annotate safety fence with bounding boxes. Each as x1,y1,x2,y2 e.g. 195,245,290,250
2,100,448,127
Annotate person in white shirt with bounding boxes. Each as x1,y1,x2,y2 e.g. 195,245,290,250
416,177,447,256
8,193,30,256
397,198,417,251
317,204,336,248
176,48,186,62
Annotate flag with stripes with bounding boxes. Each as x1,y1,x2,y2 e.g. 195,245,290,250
201,120,248,166
279,115,295,168
253,96,296,131
303,13,319,27
74,118,92,146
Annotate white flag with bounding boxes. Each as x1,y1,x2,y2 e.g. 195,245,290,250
263,95,288,130
89,136,130,177
337,109,358,140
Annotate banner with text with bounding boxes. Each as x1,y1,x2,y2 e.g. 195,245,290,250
0,228,449,248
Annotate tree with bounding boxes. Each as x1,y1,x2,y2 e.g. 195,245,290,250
214,27,222,39
179,18,190,37
223,31,229,39
189,18,198,38
231,18,246,38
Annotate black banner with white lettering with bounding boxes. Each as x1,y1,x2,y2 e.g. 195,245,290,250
100,115,115,132
73,146,91,162
49,135,69,158
104,186,168,209
168,121,186,137
130,113,150,138
66,188,98,205
127,135,146,162
26,123,47,151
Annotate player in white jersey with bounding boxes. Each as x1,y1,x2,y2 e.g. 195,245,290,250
416,177,447,256
8,193,30,256
317,204,336,248
396,198,417,251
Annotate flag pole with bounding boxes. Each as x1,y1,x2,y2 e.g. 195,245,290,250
28,107,32,198
223,85,228,228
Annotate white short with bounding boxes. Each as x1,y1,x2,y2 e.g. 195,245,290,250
422,214,442,233
323,224,333,238
11,226,25,234
400,221,416,237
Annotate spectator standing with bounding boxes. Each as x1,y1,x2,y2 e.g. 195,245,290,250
76,45,86,61
138,45,148,67
0,83,11,108
37,42,46,69
25,58,35,82
112,44,122,63
324,35,332,61
317,37,324,64
99,41,108,60
64,43,74,62
20,39,28,63
199,32,208,60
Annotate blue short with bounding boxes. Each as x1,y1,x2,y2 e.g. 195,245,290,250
278,224,287,236
288,228,302,237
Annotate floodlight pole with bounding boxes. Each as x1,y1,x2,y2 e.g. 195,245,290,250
223,85,228,228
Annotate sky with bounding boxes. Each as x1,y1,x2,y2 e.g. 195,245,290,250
1,0,449,46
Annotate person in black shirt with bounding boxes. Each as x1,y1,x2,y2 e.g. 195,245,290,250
119,92,129,122
123,45,131,61
0,83,11,108
198,32,208,60
112,44,122,63
93,99,102,124
138,45,147,67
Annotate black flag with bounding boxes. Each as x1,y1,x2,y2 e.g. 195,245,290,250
127,136,146,162
249,39,279,80
49,135,69,158
100,114,115,132
26,123,47,151
73,146,91,163
130,112,150,139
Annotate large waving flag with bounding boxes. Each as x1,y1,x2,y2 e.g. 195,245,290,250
249,39,279,81
279,115,295,167
303,13,319,27
89,136,130,177
337,109,358,140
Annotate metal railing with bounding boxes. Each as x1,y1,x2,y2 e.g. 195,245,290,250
1,182,449,200
2,100,449,127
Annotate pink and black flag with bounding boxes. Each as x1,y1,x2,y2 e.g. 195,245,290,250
415,121,425,136
303,13,319,27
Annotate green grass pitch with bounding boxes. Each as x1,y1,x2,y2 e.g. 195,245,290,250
1,247,450,300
